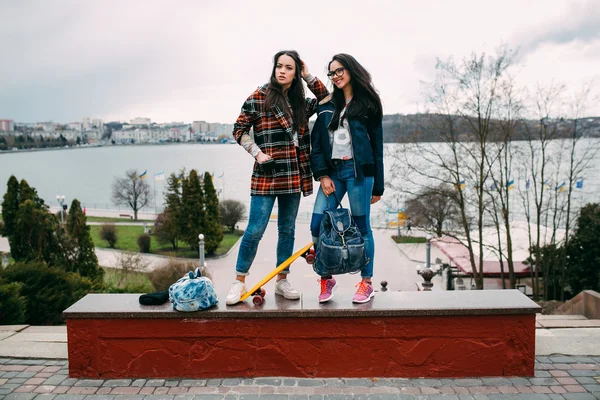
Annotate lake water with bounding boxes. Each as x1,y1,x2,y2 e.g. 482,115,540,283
1,141,598,228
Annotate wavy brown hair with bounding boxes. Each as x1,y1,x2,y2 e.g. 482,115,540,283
265,50,307,131
328,53,382,131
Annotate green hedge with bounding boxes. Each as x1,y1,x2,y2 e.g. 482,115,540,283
1,262,96,325
0,280,27,325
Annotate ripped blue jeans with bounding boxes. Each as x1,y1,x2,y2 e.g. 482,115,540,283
309,159,374,279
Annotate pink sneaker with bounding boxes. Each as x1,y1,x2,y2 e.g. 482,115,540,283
352,281,374,303
318,277,337,303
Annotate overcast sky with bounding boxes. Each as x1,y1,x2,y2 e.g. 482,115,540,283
1,0,599,124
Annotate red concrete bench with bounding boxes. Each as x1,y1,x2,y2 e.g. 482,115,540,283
63,290,540,379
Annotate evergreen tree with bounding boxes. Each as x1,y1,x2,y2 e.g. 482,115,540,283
161,171,185,249
18,180,36,204
64,199,103,281
566,203,600,295
9,180,54,261
202,172,223,254
1,176,20,237
13,199,59,263
4,179,65,265
180,170,205,250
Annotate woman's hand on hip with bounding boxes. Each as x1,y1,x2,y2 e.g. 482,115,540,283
320,177,335,196
371,195,381,204
256,151,272,164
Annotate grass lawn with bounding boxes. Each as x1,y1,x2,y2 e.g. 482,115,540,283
392,235,428,244
90,225,243,259
90,225,144,251
102,266,155,293
3,214,154,223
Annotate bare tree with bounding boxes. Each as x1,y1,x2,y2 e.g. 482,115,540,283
557,84,600,300
404,184,459,237
219,199,246,233
388,46,517,289
111,169,152,221
516,81,600,300
483,74,524,289
518,83,564,300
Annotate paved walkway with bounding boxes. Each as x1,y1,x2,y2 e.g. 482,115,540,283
1,220,430,289
0,355,599,399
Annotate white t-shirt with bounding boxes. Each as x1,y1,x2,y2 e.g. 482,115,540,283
329,106,353,160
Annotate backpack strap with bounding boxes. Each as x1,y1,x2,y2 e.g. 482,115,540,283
332,191,343,209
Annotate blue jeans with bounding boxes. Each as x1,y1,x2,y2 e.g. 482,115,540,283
235,193,301,276
310,160,375,279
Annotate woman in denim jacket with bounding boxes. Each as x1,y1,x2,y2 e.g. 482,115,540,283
310,53,384,304
226,50,329,305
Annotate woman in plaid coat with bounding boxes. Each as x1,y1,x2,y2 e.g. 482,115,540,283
226,50,329,305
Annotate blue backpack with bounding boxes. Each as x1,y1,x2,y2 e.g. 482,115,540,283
314,193,368,276
169,268,218,312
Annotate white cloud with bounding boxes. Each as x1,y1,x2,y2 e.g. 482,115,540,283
1,0,599,123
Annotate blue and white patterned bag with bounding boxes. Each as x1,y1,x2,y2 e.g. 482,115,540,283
168,268,218,312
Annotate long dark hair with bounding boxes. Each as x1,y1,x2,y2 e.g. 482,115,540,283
265,50,307,131
328,53,382,131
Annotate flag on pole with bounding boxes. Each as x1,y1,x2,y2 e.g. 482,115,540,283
489,182,497,191
556,181,566,193
543,179,551,189
576,178,584,189
454,179,466,190
177,173,184,183
525,179,531,189
138,170,147,180
507,180,515,190
154,171,165,181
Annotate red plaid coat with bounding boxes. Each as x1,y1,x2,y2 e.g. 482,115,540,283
233,78,329,196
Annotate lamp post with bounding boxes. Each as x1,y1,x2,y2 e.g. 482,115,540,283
425,234,432,270
416,234,435,291
198,233,205,270
56,195,66,224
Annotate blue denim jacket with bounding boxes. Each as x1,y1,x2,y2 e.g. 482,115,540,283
310,97,385,196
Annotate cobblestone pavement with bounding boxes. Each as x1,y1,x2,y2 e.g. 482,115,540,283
1,356,599,400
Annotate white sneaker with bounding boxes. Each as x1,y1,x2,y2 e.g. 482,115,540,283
226,281,246,305
274,279,300,300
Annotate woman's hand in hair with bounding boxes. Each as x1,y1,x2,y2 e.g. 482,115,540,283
319,176,335,197
256,151,272,164
300,59,309,79
371,195,381,205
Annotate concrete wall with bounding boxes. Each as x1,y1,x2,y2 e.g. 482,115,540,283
557,290,600,319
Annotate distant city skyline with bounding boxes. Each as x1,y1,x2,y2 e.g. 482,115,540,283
1,0,599,123
1,116,234,126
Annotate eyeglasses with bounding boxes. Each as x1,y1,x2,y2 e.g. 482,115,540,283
326,67,345,79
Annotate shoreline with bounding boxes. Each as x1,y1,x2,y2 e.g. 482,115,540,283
0,141,235,156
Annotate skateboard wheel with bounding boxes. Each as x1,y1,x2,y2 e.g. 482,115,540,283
260,288,266,297
252,295,264,306
305,249,316,264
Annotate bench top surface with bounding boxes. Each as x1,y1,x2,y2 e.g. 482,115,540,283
63,289,540,319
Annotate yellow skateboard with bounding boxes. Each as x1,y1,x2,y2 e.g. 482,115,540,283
239,242,315,306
